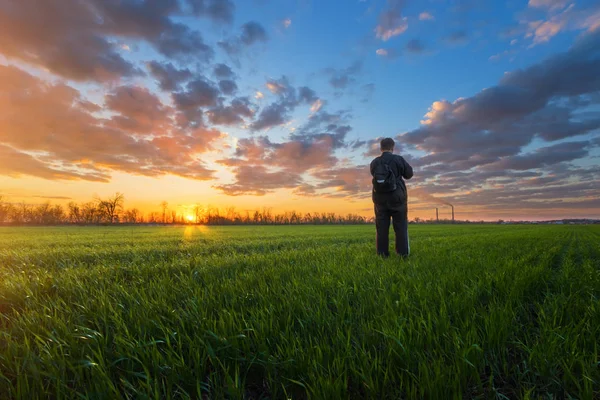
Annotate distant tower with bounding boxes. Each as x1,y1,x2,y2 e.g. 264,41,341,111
451,205,455,223
436,208,439,222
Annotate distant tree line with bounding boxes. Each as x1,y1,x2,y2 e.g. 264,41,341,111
0,193,372,226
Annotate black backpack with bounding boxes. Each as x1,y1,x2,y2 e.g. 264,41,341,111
372,157,397,193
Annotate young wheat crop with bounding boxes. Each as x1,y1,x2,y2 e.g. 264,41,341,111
0,225,598,399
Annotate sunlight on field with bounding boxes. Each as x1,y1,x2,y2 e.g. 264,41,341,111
0,225,598,398
183,224,211,240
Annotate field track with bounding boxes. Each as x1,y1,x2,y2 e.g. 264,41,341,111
0,225,599,399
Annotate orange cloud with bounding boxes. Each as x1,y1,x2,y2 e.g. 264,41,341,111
0,65,222,182
419,12,435,21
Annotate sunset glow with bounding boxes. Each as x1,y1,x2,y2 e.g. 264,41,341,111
0,0,599,221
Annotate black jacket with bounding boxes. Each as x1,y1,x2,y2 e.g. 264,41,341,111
370,152,413,204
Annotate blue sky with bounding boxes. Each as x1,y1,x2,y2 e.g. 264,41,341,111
0,0,599,220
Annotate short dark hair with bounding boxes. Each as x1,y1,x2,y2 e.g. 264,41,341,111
380,138,395,151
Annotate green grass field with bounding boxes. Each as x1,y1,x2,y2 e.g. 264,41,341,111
0,225,599,399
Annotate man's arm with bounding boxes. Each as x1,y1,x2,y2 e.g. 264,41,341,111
399,156,413,180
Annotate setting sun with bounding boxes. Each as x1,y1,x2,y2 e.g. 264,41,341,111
186,215,195,222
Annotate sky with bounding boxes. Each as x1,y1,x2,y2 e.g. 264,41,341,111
0,0,599,221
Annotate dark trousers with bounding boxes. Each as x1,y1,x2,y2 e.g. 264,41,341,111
374,200,409,257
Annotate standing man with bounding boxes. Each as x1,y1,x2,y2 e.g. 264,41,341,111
370,138,413,258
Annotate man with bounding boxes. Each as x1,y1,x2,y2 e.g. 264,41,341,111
370,137,413,258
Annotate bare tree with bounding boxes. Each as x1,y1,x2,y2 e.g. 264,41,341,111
160,201,168,224
21,202,34,224
262,207,273,224
33,202,64,225
96,193,125,224
81,202,99,223
226,207,240,224
243,210,251,224
148,211,160,223
123,208,140,224
252,210,260,224
0,192,373,226
193,205,203,224
0,196,8,224
67,202,82,224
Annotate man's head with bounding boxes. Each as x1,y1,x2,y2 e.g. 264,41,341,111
380,137,395,152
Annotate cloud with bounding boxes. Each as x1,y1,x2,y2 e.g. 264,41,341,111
500,31,600,101
0,0,228,82
105,85,173,135
189,0,236,23
375,0,408,41
292,184,317,197
219,21,269,55
500,24,528,39
528,0,569,11
527,16,567,45
308,166,372,198
310,99,324,113
0,65,222,182
0,145,110,182
218,79,238,95
489,50,514,62
251,78,320,131
218,40,240,56
406,38,425,54
250,103,288,131
444,30,469,44
375,48,400,60
270,138,339,171
419,12,435,21
298,86,319,104
363,138,384,158
523,2,600,45
241,21,269,45
325,61,363,89
406,164,600,214
396,29,600,208
292,110,353,145
147,61,193,92
215,134,340,196
218,105,357,196
206,97,254,126
283,18,292,29
266,77,290,94
376,19,408,41
214,165,303,196
481,141,591,171
155,23,214,61
172,78,221,126
214,63,235,79
439,167,600,213
31,195,74,200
